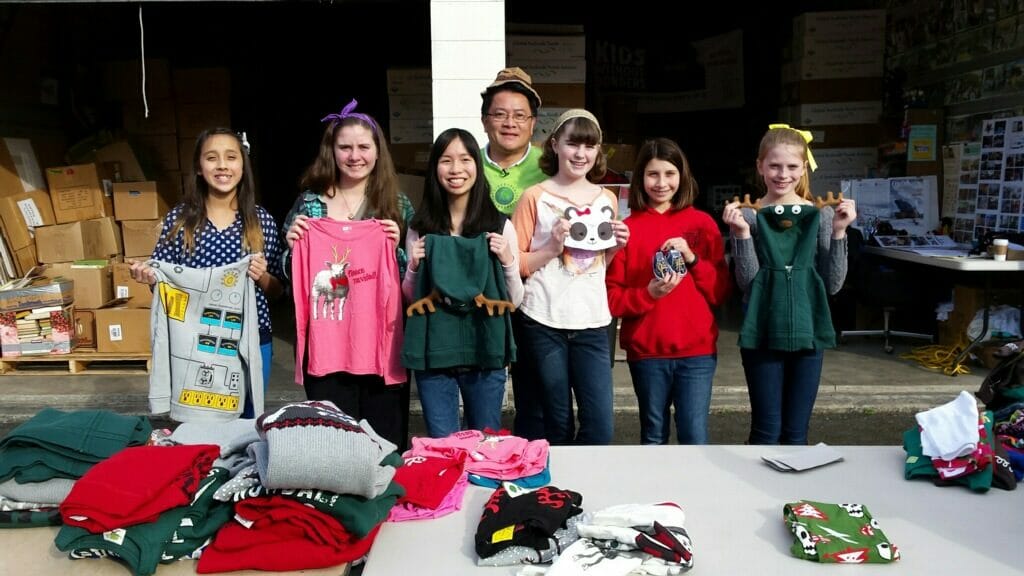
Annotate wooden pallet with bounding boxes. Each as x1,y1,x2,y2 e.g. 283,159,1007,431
0,349,151,375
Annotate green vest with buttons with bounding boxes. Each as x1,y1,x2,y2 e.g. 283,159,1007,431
738,204,836,351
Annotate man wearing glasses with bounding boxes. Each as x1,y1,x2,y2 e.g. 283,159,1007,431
479,67,547,440
480,67,546,215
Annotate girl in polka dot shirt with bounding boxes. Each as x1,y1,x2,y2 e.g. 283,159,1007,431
131,128,284,417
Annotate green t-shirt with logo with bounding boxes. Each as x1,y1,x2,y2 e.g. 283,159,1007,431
482,145,545,215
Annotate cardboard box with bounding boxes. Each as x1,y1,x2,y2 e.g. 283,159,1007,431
780,78,883,105
103,59,171,102
536,84,586,108
122,99,177,135
121,219,162,258
780,101,883,127
35,218,123,264
515,59,586,84
175,101,231,138
134,135,179,173
390,144,431,174
952,285,1021,321
0,190,55,250
173,68,231,103
0,278,73,313
113,181,171,221
178,138,196,174
0,138,46,197
94,141,146,183
73,309,96,349
93,307,151,353
112,263,152,308
47,263,112,310
507,35,587,61
794,9,886,39
45,163,114,223
806,124,883,149
781,55,884,82
0,303,74,357
386,68,431,96
12,245,38,277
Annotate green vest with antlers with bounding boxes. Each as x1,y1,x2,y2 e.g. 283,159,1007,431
401,234,516,371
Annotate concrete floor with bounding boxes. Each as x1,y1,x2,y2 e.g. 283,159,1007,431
0,318,983,445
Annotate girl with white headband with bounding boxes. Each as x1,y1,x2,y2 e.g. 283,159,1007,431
511,109,630,445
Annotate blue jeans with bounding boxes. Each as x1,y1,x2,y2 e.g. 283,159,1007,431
518,315,613,445
740,347,824,445
628,355,717,445
511,312,545,440
241,342,272,419
415,368,507,438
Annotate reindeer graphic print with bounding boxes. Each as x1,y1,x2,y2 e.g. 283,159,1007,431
311,245,352,320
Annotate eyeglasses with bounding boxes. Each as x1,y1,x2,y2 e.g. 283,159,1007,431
486,111,534,124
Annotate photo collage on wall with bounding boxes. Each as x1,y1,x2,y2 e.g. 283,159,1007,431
951,116,1024,243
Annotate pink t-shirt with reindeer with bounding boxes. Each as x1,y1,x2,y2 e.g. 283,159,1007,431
291,218,405,385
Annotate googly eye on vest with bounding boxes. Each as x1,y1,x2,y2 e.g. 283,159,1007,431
774,205,785,215
791,205,802,214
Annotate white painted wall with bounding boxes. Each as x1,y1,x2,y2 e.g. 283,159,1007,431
430,0,505,149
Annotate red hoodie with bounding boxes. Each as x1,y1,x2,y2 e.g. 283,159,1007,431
606,206,731,360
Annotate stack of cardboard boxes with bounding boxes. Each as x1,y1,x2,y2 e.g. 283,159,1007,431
32,161,171,356
507,34,587,141
779,9,887,195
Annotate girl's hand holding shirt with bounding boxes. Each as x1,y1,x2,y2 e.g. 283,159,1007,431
487,232,515,266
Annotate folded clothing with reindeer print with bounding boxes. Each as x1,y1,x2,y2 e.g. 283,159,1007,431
291,218,404,385
401,234,515,371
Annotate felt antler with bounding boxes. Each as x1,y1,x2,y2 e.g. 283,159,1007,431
729,194,763,210
813,191,844,209
406,290,440,317
473,294,516,316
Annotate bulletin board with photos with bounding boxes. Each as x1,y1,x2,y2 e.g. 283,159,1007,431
950,115,1024,243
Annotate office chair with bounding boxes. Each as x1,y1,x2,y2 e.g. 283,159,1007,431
839,229,933,354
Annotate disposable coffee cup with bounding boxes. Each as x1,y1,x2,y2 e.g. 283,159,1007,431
992,238,1009,261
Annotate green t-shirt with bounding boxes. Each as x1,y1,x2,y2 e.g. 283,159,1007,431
482,145,545,215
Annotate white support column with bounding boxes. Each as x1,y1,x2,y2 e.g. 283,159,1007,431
430,0,505,149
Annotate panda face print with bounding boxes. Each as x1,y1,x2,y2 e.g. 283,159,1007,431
563,204,617,251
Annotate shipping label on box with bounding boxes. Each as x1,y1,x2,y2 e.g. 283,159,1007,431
113,181,171,221
46,163,114,223
0,279,73,313
0,303,74,357
93,307,151,353
112,263,152,308
0,190,55,250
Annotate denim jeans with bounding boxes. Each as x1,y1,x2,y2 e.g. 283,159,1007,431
628,355,717,445
242,342,273,419
511,312,545,440
415,368,507,438
518,314,614,445
740,347,824,445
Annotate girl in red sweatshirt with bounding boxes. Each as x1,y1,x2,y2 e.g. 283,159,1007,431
606,138,731,444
